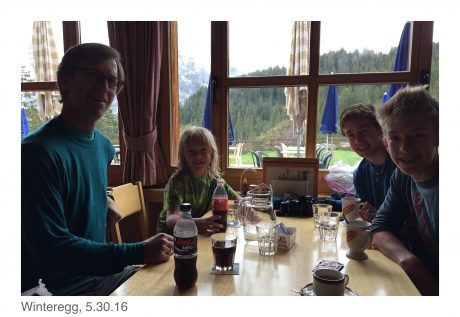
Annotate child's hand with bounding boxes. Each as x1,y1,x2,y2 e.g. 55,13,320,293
359,202,377,222
195,216,223,235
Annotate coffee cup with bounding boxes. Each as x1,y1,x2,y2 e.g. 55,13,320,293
313,268,349,296
341,197,362,220
344,220,372,260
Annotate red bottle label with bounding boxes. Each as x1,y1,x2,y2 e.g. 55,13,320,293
174,236,198,256
212,198,228,212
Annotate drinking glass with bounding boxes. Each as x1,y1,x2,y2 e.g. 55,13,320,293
211,233,237,271
256,222,277,256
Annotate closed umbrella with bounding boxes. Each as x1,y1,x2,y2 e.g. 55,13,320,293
21,106,30,138
320,85,339,151
202,75,234,145
285,21,310,157
384,22,411,102
32,21,61,122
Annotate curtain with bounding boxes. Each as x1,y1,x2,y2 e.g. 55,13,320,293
284,21,310,156
32,21,62,122
108,21,168,186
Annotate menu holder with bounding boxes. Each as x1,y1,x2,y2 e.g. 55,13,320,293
277,227,296,250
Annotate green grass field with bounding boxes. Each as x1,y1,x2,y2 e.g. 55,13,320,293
229,149,362,168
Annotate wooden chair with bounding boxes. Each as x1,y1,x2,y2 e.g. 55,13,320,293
233,142,244,166
110,181,148,243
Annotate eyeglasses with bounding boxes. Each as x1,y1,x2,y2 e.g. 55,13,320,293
76,67,124,92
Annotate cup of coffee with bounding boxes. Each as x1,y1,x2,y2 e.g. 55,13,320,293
344,220,373,260
341,197,361,220
313,268,349,296
256,221,277,256
211,233,237,271
312,204,332,228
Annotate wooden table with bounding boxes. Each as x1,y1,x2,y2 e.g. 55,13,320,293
111,214,420,296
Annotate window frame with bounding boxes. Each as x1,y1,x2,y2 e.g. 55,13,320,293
167,21,434,186
21,21,435,189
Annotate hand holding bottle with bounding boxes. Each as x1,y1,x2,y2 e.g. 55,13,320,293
143,233,174,264
195,215,223,235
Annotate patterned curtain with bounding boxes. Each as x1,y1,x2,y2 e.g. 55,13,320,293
32,21,62,122
284,21,310,156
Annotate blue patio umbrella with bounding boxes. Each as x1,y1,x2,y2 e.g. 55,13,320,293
21,106,29,138
320,85,338,151
202,75,234,146
384,22,411,102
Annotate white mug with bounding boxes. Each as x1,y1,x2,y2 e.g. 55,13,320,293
341,197,361,220
313,268,349,296
345,220,373,260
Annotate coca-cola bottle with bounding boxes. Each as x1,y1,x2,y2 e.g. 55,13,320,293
173,203,198,290
212,178,228,232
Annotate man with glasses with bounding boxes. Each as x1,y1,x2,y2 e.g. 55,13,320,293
21,43,174,296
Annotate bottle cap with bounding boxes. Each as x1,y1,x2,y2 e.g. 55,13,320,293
180,203,192,211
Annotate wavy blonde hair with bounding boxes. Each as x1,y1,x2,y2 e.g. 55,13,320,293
177,126,220,179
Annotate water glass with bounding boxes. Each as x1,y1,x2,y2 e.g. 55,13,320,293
227,208,240,227
319,212,340,241
256,222,277,256
312,204,332,228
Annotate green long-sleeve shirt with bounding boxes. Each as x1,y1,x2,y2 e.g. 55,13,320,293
156,170,237,234
21,117,144,292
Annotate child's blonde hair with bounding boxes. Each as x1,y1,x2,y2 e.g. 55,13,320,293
178,126,220,179
377,85,439,133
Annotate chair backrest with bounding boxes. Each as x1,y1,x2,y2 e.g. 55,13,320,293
256,151,268,167
280,143,289,157
316,144,326,159
234,143,244,165
110,181,148,243
250,151,261,167
319,151,333,169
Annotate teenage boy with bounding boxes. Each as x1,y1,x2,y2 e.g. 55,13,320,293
372,85,438,296
340,104,397,221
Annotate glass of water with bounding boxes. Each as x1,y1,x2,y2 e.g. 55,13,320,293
256,221,277,256
313,204,332,228
319,212,340,241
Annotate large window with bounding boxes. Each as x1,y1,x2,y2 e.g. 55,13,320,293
174,21,437,175
21,21,438,187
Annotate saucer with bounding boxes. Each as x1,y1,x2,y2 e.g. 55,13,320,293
299,283,358,296
210,263,240,275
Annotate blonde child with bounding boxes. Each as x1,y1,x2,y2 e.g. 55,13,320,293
156,126,241,235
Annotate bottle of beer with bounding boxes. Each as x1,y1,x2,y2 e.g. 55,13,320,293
212,179,228,232
173,203,198,290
